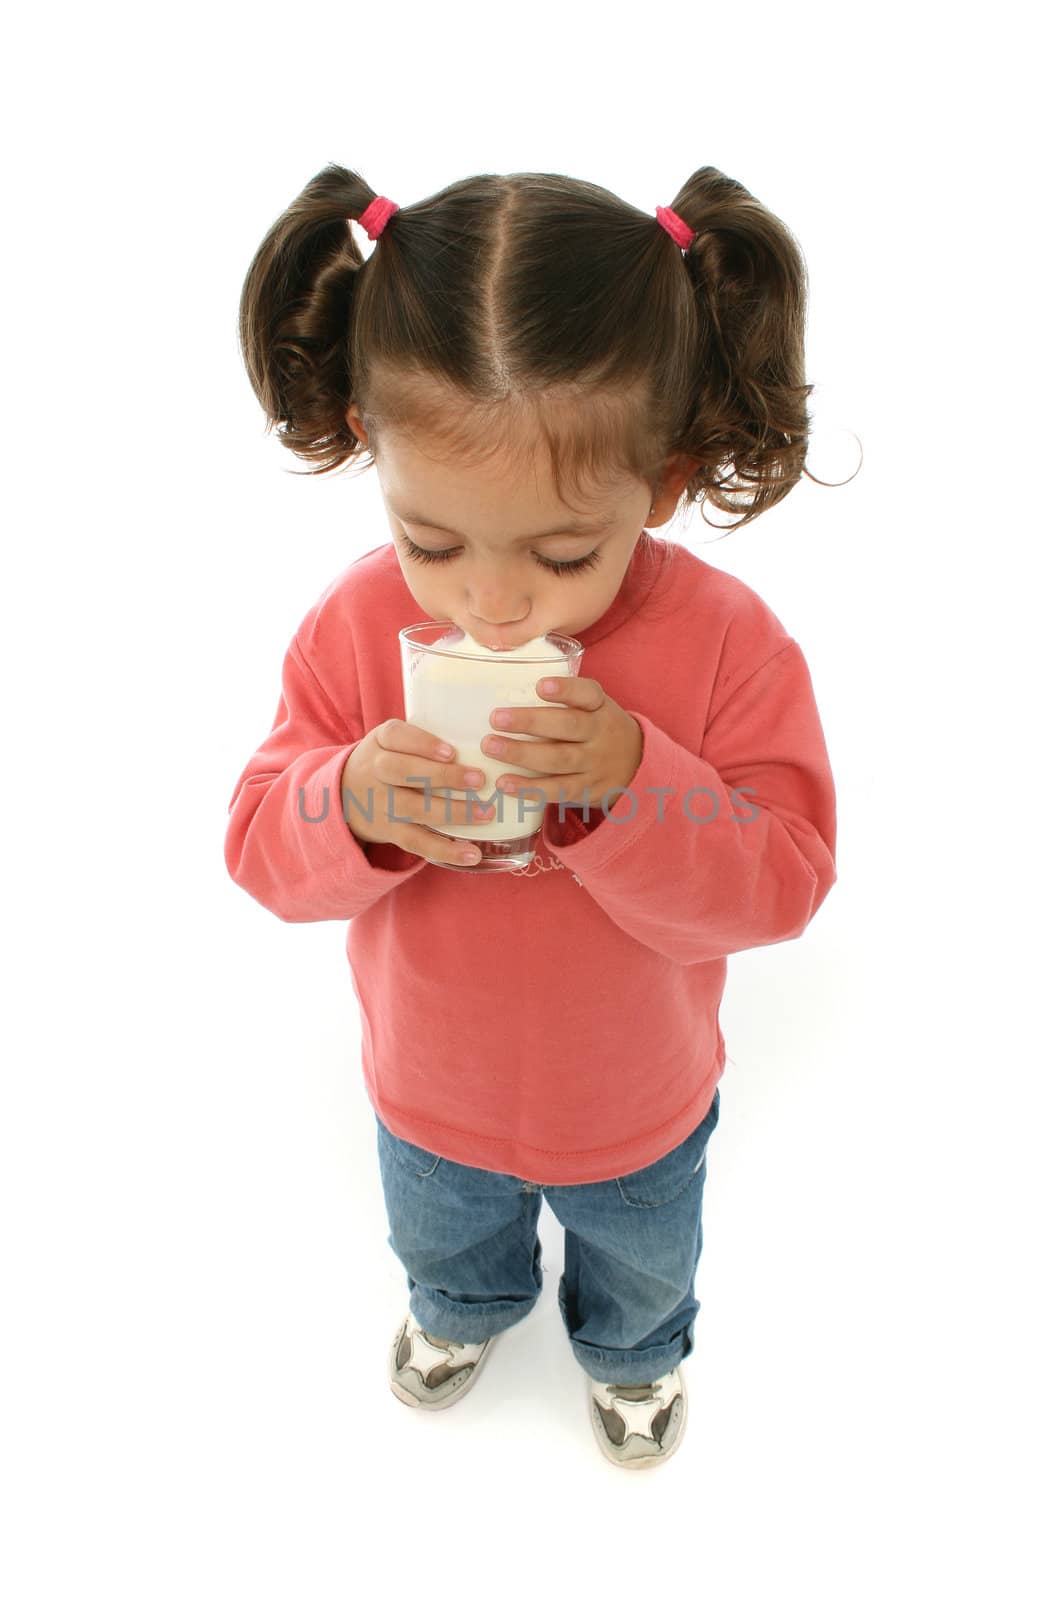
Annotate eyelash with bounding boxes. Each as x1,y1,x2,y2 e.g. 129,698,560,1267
400,534,602,578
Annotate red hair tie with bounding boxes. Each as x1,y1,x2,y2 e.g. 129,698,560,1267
655,205,696,250
358,195,399,240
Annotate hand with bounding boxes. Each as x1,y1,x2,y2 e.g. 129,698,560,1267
479,676,643,815
341,720,497,865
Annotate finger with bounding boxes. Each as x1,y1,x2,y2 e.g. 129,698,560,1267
395,757,495,801
536,675,605,710
487,736,578,776
377,717,455,762
405,823,485,868
399,779,497,827
379,717,475,783
484,709,587,748
374,722,490,795
492,778,561,813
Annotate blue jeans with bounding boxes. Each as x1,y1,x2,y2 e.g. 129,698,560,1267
374,1088,720,1386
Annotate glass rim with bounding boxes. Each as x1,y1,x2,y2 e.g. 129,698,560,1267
398,622,583,661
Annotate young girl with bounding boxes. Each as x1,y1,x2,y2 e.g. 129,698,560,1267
225,164,838,1472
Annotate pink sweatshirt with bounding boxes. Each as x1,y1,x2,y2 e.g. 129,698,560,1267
224,533,837,1184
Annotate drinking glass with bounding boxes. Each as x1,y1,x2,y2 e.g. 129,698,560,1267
399,623,585,872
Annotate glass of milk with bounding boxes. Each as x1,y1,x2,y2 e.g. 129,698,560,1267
399,623,585,872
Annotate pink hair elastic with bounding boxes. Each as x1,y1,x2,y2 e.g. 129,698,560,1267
358,195,399,240
655,205,696,250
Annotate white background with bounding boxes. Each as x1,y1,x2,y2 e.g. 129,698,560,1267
3,2,1045,1595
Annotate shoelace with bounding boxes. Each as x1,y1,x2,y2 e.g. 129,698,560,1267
606,1380,663,1400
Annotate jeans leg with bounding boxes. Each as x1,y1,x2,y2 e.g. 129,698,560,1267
375,1113,544,1344
545,1089,719,1384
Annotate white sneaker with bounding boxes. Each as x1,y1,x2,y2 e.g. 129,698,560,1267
388,1309,498,1410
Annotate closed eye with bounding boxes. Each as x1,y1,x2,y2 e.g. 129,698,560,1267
399,534,602,578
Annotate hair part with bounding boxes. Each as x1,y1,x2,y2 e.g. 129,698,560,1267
239,165,820,531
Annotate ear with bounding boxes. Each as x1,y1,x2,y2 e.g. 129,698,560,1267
647,453,697,527
346,403,369,446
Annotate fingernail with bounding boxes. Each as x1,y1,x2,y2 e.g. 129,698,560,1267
464,769,485,786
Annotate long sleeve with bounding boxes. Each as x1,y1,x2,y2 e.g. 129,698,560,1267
224,632,425,922
542,640,837,964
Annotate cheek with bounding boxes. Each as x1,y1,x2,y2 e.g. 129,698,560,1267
396,558,442,598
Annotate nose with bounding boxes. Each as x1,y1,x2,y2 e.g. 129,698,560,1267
464,566,532,647
470,611,527,629
468,600,530,633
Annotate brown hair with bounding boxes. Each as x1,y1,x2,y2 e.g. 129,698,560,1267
239,164,825,531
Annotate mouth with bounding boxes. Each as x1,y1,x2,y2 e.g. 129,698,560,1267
458,619,556,651
468,631,533,651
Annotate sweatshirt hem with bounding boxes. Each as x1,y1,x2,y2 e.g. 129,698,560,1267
364,1047,725,1187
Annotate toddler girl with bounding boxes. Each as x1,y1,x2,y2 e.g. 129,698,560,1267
225,164,838,1470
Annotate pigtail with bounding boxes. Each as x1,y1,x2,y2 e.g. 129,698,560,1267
238,163,379,473
236,163,839,530
668,168,814,528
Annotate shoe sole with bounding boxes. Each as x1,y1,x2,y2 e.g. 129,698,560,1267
388,1316,498,1410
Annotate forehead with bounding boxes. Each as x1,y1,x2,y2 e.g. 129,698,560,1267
362,370,651,514
376,429,627,529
